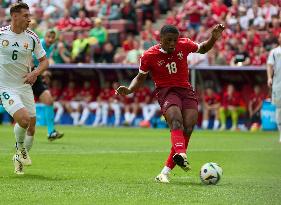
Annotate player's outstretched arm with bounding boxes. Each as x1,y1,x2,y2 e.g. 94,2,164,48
23,55,49,85
197,24,225,54
116,72,148,95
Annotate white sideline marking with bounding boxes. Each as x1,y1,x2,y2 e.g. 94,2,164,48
0,148,278,155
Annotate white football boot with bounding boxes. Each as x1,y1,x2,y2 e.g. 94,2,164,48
155,173,169,183
13,154,24,175
173,153,191,172
17,147,32,166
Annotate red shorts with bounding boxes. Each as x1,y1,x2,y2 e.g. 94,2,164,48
154,86,198,114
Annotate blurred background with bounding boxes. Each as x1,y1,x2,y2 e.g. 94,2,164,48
0,0,280,131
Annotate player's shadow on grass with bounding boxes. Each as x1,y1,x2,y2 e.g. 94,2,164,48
11,174,66,181
172,181,231,187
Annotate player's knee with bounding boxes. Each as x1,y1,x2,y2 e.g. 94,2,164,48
171,119,183,130
27,126,36,136
44,97,54,106
19,115,31,128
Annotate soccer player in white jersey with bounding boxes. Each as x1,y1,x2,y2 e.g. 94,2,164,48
267,33,281,143
0,2,48,174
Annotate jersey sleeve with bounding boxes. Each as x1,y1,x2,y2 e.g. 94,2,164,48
183,38,200,53
267,50,275,66
33,35,46,60
139,53,150,74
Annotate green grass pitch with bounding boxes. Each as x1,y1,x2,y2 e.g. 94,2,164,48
0,125,281,205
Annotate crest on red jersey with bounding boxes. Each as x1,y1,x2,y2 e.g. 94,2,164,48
177,51,183,60
157,60,165,66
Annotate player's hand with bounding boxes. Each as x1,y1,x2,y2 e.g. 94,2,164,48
115,86,132,95
211,24,225,40
267,78,273,88
23,71,38,85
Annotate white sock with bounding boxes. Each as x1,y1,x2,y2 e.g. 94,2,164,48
202,120,208,129
14,123,26,149
24,135,34,152
161,166,171,175
79,107,90,125
129,113,136,124
71,112,80,125
124,112,130,122
213,120,220,130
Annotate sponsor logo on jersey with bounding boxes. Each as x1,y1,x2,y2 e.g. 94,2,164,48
24,42,28,49
2,40,9,47
9,99,14,105
157,60,165,66
12,42,19,47
177,51,183,60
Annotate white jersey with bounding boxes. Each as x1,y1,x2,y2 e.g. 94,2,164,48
0,25,46,89
267,46,281,91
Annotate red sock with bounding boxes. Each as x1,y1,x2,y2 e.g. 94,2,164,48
184,133,191,150
171,129,186,154
165,147,176,169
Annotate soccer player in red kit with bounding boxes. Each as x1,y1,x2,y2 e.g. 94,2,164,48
116,24,224,183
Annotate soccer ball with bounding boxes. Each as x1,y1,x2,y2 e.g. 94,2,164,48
200,162,223,185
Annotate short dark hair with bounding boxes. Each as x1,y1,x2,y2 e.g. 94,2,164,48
160,25,179,36
10,2,29,15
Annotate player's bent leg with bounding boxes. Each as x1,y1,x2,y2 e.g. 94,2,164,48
164,105,187,169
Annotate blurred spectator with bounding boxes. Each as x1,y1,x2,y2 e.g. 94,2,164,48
89,18,108,46
230,43,250,66
262,0,278,23
270,16,281,38
101,41,115,63
143,33,157,50
165,9,180,26
184,0,206,32
98,0,120,20
140,98,160,128
219,84,246,131
211,0,228,23
136,0,154,23
187,52,209,66
52,32,72,64
238,6,249,30
109,82,123,126
78,81,98,126
62,81,81,126
49,79,64,124
120,0,137,27
56,10,75,32
202,87,221,130
85,0,101,15
113,47,127,63
29,18,44,38
123,41,144,64
123,87,151,126
72,31,90,63
250,46,267,65
263,32,278,51
73,10,92,31
141,19,159,41
122,33,136,51
248,85,264,130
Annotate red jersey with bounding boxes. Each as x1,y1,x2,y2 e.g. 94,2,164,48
56,17,75,31
249,92,264,111
80,87,96,101
74,17,92,30
99,88,114,101
50,87,62,101
204,93,221,105
222,92,241,107
139,38,199,88
62,88,77,101
134,87,151,103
